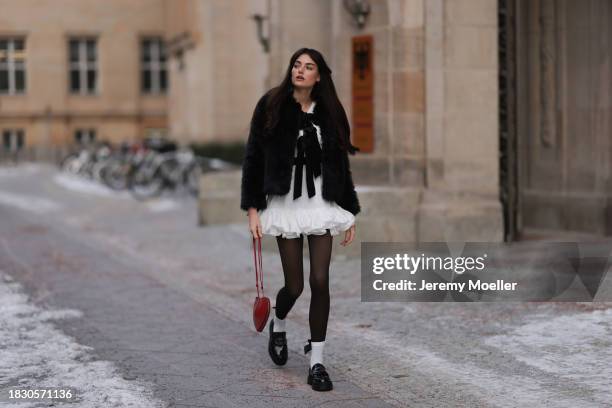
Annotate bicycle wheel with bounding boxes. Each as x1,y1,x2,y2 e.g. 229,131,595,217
104,160,130,190
129,166,165,200
185,161,203,197
60,154,81,174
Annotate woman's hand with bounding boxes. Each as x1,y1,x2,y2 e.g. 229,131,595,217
248,208,263,239
340,224,356,246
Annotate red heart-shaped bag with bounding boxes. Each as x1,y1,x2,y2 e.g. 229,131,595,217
252,236,270,332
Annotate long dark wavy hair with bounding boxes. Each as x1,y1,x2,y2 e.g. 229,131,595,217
264,48,358,154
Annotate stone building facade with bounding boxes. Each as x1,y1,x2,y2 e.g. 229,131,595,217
164,0,269,143
2,0,610,242
264,0,502,242
194,0,611,243
0,0,168,159
191,0,504,243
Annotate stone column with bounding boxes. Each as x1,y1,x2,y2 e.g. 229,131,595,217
419,0,503,241
268,0,332,87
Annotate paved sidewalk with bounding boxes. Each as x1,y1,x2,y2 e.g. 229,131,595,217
0,272,164,408
0,164,611,407
0,206,393,407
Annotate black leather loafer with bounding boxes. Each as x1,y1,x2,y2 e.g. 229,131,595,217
307,363,333,391
268,320,288,366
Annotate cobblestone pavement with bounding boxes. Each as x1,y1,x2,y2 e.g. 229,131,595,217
0,164,611,408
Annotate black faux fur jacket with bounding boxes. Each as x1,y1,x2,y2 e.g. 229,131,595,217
240,90,361,215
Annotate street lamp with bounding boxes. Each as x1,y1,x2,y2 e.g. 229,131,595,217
251,14,269,53
343,0,371,29
166,32,195,71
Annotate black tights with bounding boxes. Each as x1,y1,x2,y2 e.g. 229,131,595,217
274,231,332,342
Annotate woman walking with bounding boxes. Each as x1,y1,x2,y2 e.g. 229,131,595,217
240,48,360,391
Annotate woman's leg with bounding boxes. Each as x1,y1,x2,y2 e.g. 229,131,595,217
306,230,332,342
274,235,305,320
269,235,303,366
303,230,334,391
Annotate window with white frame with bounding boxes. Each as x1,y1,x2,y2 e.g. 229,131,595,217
68,38,98,94
74,129,96,145
2,129,25,152
141,37,167,94
0,38,26,94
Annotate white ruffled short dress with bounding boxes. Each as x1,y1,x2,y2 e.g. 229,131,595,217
259,102,355,239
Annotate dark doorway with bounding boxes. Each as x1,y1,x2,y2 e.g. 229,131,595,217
501,0,612,240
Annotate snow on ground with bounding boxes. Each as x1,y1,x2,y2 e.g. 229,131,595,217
144,198,181,213
0,164,43,178
54,173,185,211
0,272,163,408
0,192,62,214
485,309,612,400
53,173,130,199
334,320,602,408
3,165,190,210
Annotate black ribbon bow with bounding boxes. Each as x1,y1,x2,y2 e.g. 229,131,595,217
293,116,322,200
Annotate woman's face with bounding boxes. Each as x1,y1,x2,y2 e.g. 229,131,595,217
291,53,320,90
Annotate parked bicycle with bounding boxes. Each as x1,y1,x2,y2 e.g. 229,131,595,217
59,138,236,200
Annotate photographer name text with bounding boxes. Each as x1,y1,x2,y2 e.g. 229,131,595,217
372,279,517,292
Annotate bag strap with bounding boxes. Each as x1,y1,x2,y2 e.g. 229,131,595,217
252,236,264,297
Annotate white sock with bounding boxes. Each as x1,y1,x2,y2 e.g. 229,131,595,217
273,315,286,332
310,341,325,368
